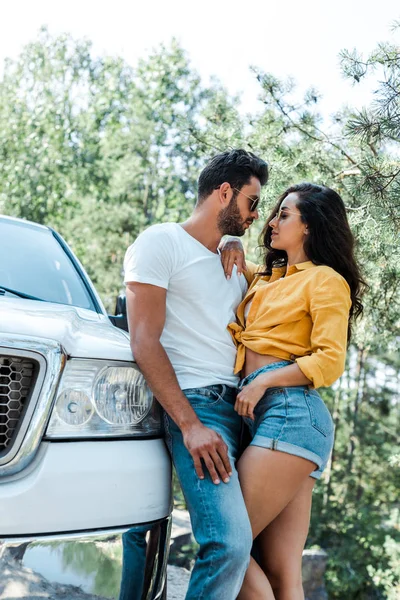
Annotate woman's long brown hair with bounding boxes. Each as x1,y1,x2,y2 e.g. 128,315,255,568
259,183,366,342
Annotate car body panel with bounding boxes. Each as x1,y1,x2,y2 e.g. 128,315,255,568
0,296,132,361
0,440,172,535
0,216,172,599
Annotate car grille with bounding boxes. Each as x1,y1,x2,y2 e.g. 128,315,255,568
0,355,38,455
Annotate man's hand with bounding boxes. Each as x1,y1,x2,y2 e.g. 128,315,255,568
182,422,232,484
219,238,247,279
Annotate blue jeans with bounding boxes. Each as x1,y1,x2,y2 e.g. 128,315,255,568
164,384,252,600
118,526,147,600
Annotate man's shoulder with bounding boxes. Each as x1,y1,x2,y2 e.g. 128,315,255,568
145,222,181,232
123,223,183,285
137,222,181,240
126,223,182,253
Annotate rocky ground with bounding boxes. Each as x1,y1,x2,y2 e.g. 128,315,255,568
0,509,327,600
166,566,190,600
0,554,190,600
0,555,101,600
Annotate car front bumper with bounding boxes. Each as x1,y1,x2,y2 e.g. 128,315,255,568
0,516,171,600
0,439,172,535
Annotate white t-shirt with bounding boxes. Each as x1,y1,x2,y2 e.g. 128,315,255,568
124,223,247,390
244,298,253,322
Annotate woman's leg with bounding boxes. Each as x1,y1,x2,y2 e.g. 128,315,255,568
257,477,315,600
237,446,316,600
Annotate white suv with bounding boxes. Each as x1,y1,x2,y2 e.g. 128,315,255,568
0,215,172,599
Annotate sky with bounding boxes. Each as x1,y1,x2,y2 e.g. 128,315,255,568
0,0,399,121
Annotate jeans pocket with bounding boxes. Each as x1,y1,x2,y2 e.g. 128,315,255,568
184,388,222,408
266,386,286,396
304,390,333,437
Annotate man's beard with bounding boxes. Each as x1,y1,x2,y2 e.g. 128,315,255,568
217,197,252,236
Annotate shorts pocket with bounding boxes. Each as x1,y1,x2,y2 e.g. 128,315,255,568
304,390,333,437
255,388,288,419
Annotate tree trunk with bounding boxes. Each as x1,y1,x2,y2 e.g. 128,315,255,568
346,345,367,490
323,379,343,509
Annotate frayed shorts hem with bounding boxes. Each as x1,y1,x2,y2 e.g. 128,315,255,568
250,434,323,480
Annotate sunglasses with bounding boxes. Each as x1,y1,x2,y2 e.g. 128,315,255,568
232,188,260,212
271,207,301,223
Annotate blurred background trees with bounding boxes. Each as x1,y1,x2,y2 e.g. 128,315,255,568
0,24,399,599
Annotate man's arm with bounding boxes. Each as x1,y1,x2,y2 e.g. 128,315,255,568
126,281,232,484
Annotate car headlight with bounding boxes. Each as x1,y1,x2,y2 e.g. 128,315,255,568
46,359,162,438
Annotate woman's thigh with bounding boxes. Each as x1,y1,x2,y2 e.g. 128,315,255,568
237,445,316,538
257,477,315,584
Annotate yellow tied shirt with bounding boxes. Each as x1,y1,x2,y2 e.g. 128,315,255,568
228,261,352,388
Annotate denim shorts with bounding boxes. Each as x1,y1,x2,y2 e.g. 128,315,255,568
239,361,334,479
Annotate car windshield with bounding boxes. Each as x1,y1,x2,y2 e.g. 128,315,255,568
0,219,96,311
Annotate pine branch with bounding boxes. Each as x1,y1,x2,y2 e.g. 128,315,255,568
266,85,359,166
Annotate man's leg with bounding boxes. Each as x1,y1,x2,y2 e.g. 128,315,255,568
164,385,252,600
118,526,147,600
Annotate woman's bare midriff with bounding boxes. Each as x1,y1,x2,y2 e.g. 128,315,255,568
242,348,283,378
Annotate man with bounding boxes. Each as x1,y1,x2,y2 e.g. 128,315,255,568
124,149,268,599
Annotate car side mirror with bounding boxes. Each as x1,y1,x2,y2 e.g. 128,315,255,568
109,294,128,332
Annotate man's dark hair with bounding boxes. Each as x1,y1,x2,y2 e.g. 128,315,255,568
197,149,268,204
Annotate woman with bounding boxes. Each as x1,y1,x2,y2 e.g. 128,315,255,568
223,183,365,599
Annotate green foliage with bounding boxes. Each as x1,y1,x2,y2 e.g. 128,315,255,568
309,348,400,598
0,28,245,308
0,24,399,599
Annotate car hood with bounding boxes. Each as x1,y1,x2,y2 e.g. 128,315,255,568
0,297,133,361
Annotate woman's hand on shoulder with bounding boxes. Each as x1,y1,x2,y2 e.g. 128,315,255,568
219,237,247,279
